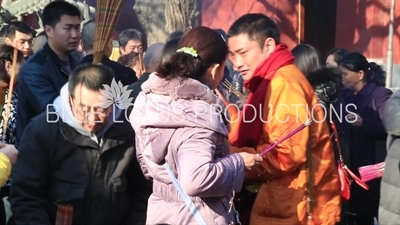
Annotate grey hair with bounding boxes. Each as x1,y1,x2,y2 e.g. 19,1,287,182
81,19,96,51
118,29,145,50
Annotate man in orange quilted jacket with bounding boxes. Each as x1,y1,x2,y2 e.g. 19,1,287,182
225,14,341,225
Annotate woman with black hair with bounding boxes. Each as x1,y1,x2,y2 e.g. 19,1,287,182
338,52,392,225
326,48,349,68
326,48,349,87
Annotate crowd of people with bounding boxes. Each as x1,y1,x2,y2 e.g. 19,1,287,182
0,1,399,225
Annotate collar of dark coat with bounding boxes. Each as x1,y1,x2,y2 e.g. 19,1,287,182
42,43,77,69
341,82,377,100
58,118,134,151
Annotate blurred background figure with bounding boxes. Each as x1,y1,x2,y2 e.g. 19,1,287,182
379,89,400,225
32,31,47,54
117,52,145,78
128,41,174,102
291,43,321,76
166,30,184,42
79,20,137,85
109,40,120,62
119,29,146,56
326,48,349,68
4,21,35,59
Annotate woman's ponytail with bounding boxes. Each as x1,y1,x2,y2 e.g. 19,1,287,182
368,62,386,87
156,26,228,81
156,52,205,80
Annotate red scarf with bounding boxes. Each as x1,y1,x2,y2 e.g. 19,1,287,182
233,44,294,148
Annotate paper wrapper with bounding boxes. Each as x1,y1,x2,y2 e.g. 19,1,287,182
55,205,73,225
358,162,385,183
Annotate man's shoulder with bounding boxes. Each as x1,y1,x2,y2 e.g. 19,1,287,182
20,54,51,77
103,58,133,73
373,85,393,97
25,50,49,67
273,64,308,88
29,109,60,130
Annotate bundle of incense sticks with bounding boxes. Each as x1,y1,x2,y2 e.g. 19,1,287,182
259,118,312,156
358,162,386,183
55,205,73,225
2,47,18,142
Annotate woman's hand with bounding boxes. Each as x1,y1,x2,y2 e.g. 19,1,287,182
214,88,229,103
346,113,363,127
0,143,18,164
238,152,263,170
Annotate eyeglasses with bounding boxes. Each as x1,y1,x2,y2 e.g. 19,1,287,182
70,99,111,118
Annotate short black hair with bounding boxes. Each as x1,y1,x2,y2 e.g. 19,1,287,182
118,29,146,50
228,13,280,47
42,1,81,28
68,64,114,99
5,21,35,39
326,48,349,65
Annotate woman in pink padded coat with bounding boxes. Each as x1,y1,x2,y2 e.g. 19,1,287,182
129,27,262,225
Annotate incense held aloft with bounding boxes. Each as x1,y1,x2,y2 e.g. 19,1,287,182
55,205,73,225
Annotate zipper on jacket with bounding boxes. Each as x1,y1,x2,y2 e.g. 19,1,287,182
87,143,103,224
61,69,70,77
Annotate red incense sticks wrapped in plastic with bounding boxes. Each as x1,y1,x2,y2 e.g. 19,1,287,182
55,205,73,225
358,162,385,183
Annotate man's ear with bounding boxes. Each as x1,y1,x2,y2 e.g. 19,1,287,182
263,37,276,56
4,37,12,45
45,25,53,39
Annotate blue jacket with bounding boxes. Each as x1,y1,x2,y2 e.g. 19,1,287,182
16,43,78,145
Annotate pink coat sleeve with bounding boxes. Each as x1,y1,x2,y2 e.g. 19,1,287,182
175,129,245,197
135,134,151,179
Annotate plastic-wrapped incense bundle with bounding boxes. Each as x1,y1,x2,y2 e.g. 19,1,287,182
55,205,73,225
2,47,18,142
359,162,386,182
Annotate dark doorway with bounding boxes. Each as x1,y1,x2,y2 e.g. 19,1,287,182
303,0,337,60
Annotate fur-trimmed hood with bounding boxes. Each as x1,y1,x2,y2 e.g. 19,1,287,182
129,73,230,163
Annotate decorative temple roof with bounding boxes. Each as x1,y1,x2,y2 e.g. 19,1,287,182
0,0,95,37
1,0,52,19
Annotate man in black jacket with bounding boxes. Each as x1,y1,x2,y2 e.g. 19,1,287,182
16,1,81,145
10,64,150,225
79,20,137,86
